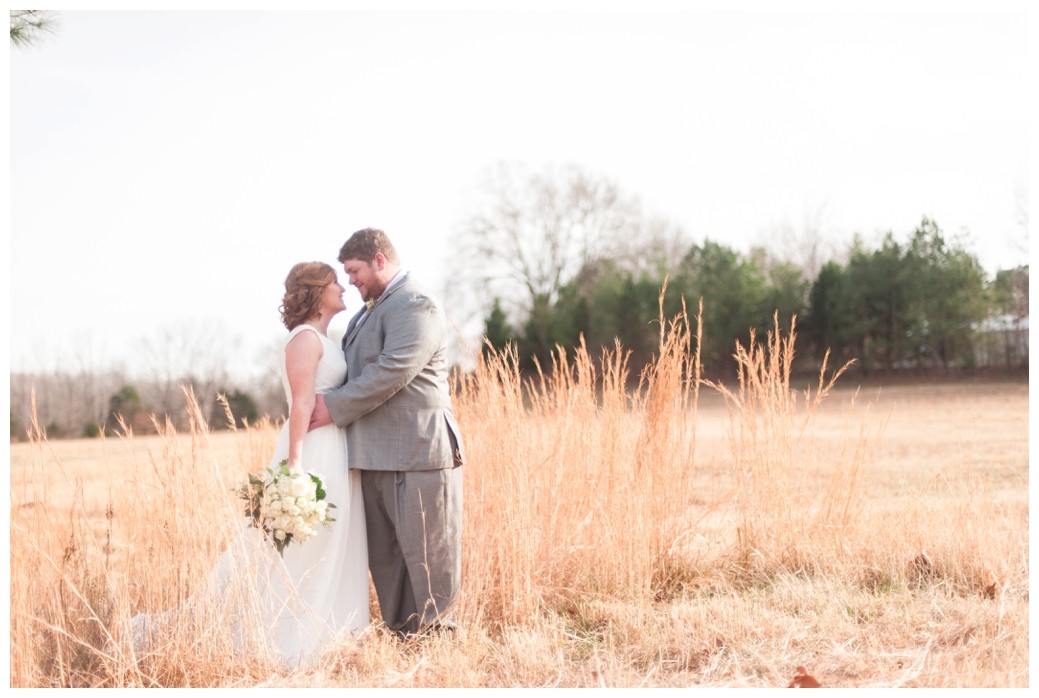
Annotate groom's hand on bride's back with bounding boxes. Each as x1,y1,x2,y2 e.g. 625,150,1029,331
308,395,333,431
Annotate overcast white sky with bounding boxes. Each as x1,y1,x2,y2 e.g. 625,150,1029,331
5,1,1033,380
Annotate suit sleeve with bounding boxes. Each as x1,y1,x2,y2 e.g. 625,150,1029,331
324,294,443,427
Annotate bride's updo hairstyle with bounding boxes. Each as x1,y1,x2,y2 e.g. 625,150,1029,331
280,262,337,330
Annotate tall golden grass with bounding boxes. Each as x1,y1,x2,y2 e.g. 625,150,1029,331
8,302,1028,687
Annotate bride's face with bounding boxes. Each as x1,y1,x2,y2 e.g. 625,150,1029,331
318,280,346,317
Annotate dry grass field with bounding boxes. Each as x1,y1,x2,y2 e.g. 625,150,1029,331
8,315,1029,688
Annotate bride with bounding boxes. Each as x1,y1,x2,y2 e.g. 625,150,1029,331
130,261,370,668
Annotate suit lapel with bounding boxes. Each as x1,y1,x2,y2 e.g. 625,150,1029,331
342,308,366,350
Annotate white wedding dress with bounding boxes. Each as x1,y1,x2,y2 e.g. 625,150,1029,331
131,324,369,668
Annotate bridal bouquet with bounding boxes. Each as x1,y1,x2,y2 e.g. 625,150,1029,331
240,460,336,556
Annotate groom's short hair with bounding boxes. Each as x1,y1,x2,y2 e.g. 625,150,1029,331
338,228,400,264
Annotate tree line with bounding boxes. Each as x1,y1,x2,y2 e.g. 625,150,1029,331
9,367,283,443
462,164,1028,380
9,323,288,443
10,163,1029,441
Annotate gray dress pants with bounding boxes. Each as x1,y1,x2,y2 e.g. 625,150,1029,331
360,466,463,636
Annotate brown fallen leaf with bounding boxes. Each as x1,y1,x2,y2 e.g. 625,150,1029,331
788,666,822,688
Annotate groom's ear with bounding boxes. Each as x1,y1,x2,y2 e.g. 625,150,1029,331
373,252,386,270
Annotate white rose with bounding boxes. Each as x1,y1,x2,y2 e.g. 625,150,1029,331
290,478,311,498
274,529,287,541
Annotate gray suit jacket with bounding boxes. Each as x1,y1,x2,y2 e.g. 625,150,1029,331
324,273,465,471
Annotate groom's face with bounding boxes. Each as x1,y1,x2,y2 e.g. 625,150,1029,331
342,254,389,303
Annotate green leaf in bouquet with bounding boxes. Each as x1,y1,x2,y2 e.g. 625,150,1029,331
310,473,326,501
276,459,292,477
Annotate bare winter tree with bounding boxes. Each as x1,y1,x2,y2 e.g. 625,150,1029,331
456,161,643,350
9,367,128,440
249,336,292,422
134,319,242,428
9,331,129,439
62,331,125,432
607,214,691,279
754,200,842,281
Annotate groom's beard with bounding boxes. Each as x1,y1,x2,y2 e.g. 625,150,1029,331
363,279,389,303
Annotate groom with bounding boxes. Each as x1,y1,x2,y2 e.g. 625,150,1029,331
309,227,464,639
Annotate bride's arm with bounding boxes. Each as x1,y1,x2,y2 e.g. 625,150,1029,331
284,329,323,473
